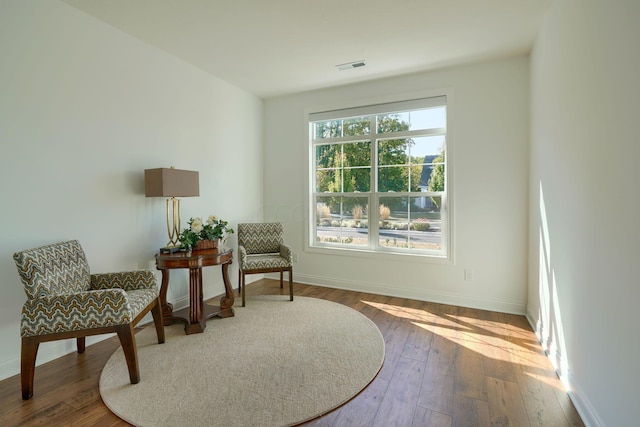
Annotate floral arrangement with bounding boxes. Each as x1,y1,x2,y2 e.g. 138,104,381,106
178,215,234,250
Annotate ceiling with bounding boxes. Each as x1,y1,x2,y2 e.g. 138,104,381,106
62,0,553,98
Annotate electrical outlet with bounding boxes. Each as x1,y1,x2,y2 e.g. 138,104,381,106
464,269,474,281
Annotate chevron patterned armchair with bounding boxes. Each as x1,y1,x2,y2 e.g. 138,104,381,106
237,223,293,307
12,240,165,399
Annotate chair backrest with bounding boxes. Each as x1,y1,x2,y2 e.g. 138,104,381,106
13,240,91,300
238,223,284,255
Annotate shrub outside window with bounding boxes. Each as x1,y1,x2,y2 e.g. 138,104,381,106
309,96,449,258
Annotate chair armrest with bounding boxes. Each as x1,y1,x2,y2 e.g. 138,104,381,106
90,270,156,292
279,244,293,263
238,245,248,269
20,289,131,336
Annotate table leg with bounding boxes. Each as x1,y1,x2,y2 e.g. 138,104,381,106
158,269,174,325
218,261,235,317
186,267,205,334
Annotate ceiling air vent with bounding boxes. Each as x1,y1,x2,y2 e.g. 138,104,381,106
336,60,366,71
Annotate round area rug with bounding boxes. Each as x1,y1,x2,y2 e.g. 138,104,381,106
100,296,385,427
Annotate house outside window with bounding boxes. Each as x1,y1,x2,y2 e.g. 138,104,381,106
308,95,449,259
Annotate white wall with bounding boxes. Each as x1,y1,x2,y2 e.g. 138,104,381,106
264,57,530,314
528,0,640,425
0,0,263,380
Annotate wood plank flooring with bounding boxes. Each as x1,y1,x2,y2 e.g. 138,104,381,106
0,279,584,426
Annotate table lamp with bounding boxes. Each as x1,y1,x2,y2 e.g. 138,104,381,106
145,167,199,253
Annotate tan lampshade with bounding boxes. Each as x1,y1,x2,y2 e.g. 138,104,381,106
144,168,199,197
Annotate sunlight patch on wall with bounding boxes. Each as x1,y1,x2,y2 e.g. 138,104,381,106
537,181,570,391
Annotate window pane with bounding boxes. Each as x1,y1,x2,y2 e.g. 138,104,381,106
409,196,442,251
344,167,370,192
376,107,445,133
420,161,445,192
410,164,425,192
377,196,443,251
409,136,445,192
316,197,338,226
410,136,445,159
316,196,368,246
342,197,369,246
316,169,338,192
378,197,410,248
377,113,410,134
316,144,340,169
407,107,446,130
414,163,431,192
343,116,370,136
378,165,408,192
314,120,342,139
378,138,409,166
343,141,371,167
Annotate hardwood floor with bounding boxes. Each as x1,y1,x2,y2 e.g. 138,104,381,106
0,279,584,426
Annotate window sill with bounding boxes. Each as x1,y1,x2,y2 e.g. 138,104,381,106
305,244,452,265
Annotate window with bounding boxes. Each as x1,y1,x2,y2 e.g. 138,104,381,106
309,96,449,258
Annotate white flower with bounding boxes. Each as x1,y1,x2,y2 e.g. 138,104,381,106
206,215,217,225
191,217,204,234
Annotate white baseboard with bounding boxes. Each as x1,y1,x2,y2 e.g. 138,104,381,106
0,357,19,380
525,310,602,427
267,272,527,315
568,379,604,427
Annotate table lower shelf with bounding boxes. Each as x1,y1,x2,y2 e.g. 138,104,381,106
164,302,235,334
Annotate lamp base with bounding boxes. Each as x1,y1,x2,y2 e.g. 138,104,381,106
160,245,183,254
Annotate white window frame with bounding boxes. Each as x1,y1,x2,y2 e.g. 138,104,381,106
305,92,453,263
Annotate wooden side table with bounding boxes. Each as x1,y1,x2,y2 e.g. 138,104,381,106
155,248,234,334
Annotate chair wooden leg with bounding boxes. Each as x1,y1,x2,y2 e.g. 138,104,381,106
115,324,140,384
151,298,165,344
77,337,86,354
20,336,40,400
280,271,284,288
241,272,246,307
238,269,242,296
289,269,294,301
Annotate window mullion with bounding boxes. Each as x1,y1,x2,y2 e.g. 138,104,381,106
340,144,344,193
370,115,379,249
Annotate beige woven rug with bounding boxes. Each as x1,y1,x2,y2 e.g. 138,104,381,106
100,296,385,427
